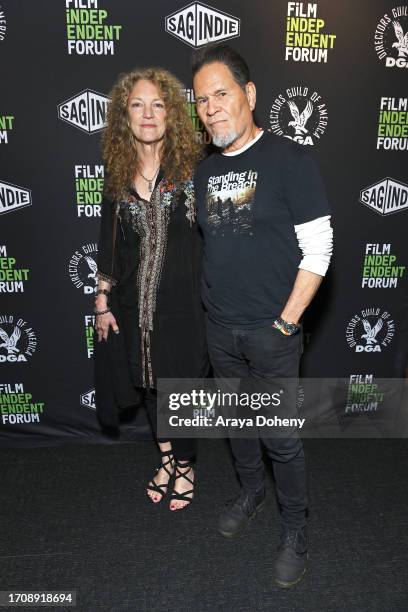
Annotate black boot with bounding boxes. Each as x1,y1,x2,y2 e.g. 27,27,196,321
217,488,265,538
274,526,308,588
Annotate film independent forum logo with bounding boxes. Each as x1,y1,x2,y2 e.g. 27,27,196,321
374,6,408,67
269,86,328,146
165,2,240,48
346,308,395,353
58,89,109,134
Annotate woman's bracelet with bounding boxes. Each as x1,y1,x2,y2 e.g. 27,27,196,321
94,307,111,316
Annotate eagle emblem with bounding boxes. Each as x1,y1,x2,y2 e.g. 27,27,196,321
287,100,314,135
85,256,98,285
392,20,408,58
0,326,21,355
361,318,383,345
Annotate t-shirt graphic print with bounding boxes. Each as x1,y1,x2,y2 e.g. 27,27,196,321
206,169,258,236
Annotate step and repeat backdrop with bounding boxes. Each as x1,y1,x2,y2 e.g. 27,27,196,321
1,0,407,445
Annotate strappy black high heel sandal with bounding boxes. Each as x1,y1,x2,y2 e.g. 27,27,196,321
146,449,174,502
170,460,195,510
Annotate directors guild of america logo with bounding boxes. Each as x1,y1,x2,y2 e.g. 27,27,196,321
374,6,408,67
346,308,395,353
69,243,99,294
269,86,328,146
0,315,37,363
58,89,109,133
165,2,240,48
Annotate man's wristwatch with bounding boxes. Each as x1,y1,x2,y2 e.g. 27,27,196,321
273,317,300,336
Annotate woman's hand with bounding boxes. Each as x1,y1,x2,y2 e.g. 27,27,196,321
95,311,119,342
94,294,119,342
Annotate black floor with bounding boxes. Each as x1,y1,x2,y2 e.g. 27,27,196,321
1,438,408,611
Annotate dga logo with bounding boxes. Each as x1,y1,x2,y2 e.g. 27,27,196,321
0,315,37,363
69,243,98,294
0,383,45,425
269,86,327,145
165,2,240,48
377,97,408,150
80,388,96,411
58,89,108,134
285,2,336,63
346,308,395,353
374,6,408,67
0,4,6,42
362,243,405,288
183,89,211,144
360,177,408,215
0,115,14,144
0,245,30,293
65,0,122,55
75,164,104,218
0,180,31,215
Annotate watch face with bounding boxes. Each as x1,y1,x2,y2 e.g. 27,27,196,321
281,320,298,335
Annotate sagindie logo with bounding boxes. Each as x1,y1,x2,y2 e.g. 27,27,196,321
58,90,108,134
0,315,37,363
80,388,96,410
374,6,408,67
69,243,98,294
269,86,327,145
0,245,29,293
65,0,122,55
165,2,240,48
0,383,45,426
75,164,104,217
360,177,408,215
0,180,31,215
346,308,395,353
0,4,6,42
0,115,14,144
285,2,336,63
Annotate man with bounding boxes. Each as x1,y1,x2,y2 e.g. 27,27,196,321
192,44,333,588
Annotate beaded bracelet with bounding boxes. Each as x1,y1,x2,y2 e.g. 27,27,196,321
94,307,111,316
95,289,110,297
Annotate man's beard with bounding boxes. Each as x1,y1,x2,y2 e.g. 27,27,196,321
211,129,239,149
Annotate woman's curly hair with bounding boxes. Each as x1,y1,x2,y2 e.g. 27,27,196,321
102,67,202,200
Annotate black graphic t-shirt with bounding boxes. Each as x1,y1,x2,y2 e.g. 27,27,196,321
194,131,330,328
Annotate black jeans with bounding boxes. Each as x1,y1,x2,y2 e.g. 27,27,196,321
144,388,196,462
206,317,307,530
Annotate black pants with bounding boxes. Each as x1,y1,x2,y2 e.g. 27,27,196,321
144,388,196,462
206,318,307,530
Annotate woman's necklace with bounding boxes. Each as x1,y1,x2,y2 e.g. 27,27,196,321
138,166,160,192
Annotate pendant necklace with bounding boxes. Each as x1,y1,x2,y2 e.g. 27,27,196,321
138,166,160,192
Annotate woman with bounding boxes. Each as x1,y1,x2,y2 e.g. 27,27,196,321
94,68,207,511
